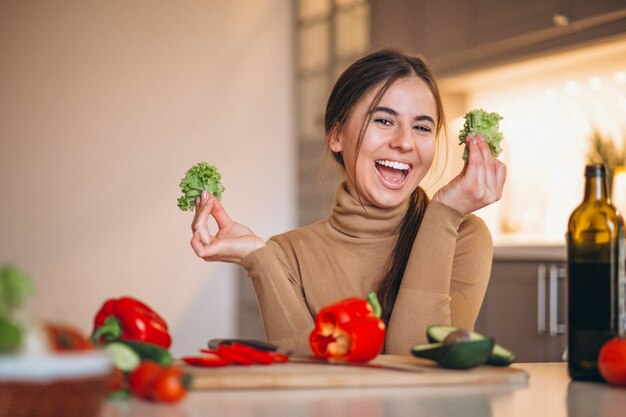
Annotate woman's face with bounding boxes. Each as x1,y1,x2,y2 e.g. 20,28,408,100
329,76,437,208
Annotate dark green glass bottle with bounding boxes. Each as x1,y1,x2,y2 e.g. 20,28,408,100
567,164,625,381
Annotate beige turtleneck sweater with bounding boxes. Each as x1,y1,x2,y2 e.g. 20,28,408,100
239,182,493,355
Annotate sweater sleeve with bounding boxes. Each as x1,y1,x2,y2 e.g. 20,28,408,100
239,241,314,354
385,201,493,354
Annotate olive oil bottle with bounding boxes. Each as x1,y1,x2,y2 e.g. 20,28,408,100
567,164,625,381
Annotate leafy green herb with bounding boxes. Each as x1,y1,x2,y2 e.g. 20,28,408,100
177,162,225,211
458,109,504,161
0,265,34,317
0,265,34,353
0,316,22,353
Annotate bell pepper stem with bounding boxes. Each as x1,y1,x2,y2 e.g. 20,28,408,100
366,292,382,319
91,316,122,343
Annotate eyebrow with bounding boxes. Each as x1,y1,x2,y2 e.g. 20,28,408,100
371,106,435,125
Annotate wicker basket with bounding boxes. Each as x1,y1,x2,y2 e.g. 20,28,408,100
0,351,112,417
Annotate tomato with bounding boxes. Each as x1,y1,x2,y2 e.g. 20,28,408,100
107,367,126,392
129,361,189,403
598,337,626,386
45,323,93,351
151,367,188,403
129,361,163,398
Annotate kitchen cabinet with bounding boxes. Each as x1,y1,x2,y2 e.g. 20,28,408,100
369,0,626,76
474,247,567,363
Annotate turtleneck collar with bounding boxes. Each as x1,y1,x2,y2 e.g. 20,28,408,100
327,181,409,239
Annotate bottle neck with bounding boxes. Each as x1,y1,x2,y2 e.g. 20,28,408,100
584,174,608,202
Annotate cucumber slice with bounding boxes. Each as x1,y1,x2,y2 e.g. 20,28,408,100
411,338,495,369
116,339,172,366
426,325,516,366
105,342,141,372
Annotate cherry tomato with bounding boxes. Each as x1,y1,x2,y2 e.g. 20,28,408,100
129,361,162,398
45,323,93,351
107,367,126,393
151,367,188,403
598,337,626,386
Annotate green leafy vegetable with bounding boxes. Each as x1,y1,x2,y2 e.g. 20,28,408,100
177,162,225,211
0,265,34,317
0,316,22,353
0,265,34,353
458,109,504,161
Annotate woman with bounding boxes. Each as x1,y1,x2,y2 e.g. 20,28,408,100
190,49,506,355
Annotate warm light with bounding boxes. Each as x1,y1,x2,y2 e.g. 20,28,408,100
588,76,604,91
612,167,626,220
613,71,626,85
564,80,581,95
543,88,557,100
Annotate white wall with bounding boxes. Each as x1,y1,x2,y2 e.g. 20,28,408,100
0,0,294,356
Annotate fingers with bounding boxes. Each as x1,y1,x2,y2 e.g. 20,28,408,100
475,134,497,199
466,134,506,204
211,198,233,230
192,191,215,244
190,231,221,262
495,160,507,200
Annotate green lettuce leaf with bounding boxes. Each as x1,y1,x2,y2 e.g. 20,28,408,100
0,265,34,317
458,109,504,161
177,162,225,211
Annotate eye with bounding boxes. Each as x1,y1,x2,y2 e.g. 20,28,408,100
374,118,393,127
414,124,432,133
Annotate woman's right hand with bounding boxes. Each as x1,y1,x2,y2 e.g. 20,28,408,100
190,191,266,264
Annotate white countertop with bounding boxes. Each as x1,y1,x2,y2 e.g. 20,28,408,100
100,363,626,417
493,245,566,262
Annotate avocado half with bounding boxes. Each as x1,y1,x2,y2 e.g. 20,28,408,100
426,325,516,366
411,338,495,370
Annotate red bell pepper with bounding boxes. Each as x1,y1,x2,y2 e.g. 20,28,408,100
309,292,386,362
92,296,172,348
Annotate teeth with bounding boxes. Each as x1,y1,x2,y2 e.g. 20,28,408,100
376,160,410,171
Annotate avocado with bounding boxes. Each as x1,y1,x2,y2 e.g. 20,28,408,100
427,325,516,366
411,338,495,369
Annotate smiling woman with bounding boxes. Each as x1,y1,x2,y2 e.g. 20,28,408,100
190,49,507,355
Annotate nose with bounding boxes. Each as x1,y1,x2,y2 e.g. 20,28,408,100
389,125,413,152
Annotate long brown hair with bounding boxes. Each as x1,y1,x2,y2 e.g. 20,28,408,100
325,49,447,323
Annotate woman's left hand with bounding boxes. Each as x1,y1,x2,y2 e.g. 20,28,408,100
432,133,506,216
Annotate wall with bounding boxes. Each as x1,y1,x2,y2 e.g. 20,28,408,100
0,0,294,356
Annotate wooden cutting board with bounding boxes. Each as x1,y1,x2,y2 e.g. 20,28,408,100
184,354,529,390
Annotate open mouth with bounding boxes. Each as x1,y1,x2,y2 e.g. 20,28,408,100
375,159,412,186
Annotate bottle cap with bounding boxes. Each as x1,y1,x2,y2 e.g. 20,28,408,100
585,164,606,178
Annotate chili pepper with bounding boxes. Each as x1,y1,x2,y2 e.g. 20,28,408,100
269,352,289,363
309,292,386,362
92,296,172,348
182,355,230,367
194,344,288,366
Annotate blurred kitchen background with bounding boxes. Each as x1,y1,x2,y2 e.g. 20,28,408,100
2,0,626,360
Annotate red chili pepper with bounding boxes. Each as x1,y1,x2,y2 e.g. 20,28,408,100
309,292,386,362
268,352,289,363
199,344,287,365
182,355,230,367
91,296,172,348
225,343,276,365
